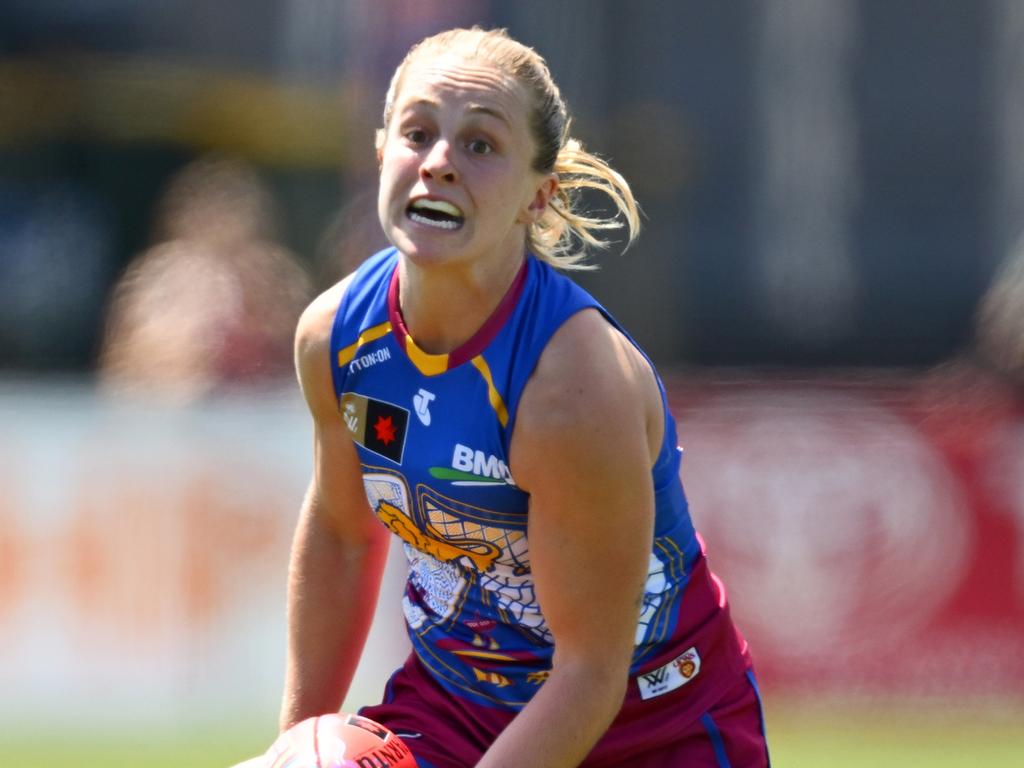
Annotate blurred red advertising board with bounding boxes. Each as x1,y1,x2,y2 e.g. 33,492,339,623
667,363,1024,699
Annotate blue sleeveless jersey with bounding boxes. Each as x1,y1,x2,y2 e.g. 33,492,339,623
330,247,714,711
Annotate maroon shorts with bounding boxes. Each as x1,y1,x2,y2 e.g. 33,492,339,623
359,654,769,767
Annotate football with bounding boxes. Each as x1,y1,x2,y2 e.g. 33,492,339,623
263,712,416,768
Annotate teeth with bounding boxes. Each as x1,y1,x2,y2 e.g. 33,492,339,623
409,211,461,230
411,199,463,218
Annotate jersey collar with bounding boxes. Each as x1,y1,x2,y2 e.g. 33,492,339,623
387,258,528,376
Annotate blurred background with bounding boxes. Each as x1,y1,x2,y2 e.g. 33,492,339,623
2,1,1023,766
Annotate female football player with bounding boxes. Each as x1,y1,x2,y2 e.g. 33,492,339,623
275,26,769,767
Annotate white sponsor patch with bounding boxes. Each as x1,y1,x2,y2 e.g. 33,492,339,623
636,647,701,700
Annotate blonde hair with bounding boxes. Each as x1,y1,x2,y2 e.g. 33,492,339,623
378,27,640,270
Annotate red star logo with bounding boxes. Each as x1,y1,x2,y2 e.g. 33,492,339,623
373,415,397,445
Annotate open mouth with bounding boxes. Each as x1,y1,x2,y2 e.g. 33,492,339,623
407,198,465,231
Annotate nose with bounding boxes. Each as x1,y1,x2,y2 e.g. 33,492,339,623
420,140,457,183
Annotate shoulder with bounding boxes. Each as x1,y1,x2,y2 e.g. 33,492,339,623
295,274,356,415
296,247,397,350
510,308,663,485
523,308,658,418
296,275,353,364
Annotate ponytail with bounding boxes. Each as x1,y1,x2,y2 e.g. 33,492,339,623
530,136,641,270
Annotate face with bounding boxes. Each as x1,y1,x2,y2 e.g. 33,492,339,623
377,54,557,271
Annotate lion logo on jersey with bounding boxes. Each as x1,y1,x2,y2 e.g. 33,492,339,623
377,500,502,572
674,651,698,680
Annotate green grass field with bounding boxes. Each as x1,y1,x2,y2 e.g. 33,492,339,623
766,701,1024,767
3,701,1022,766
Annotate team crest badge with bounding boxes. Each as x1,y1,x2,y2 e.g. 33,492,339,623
674,650,698,679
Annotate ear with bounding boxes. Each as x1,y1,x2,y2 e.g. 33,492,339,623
375,128,386,167
517,173,559,224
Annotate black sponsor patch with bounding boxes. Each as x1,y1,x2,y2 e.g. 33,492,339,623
340,392,409,464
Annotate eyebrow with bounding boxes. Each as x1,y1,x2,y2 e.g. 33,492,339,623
466,103,511,124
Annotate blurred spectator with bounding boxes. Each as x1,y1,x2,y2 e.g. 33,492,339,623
98,155,312,401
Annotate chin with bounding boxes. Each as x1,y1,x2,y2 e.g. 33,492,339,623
391,238,451,267
391,228,468,266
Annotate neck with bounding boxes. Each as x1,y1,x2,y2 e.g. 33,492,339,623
397,251,526,354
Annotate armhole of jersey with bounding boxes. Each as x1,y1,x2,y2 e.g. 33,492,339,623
648,359,678,476
504,303,677,476
328,276,356,405
327,248,400,405
597,309,678,475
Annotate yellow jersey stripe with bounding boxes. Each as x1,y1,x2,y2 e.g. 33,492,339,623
405,335,450,376
450,649,518,662
337,321,392,367
470,355,509,428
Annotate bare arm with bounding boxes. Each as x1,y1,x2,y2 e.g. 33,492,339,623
478,309,663,768
279,277,392,732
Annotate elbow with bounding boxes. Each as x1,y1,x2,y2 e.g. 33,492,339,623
552,654,632,719
592,659,630,702
604,667,631,712
593,670,631,726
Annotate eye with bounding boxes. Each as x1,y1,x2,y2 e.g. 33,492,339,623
404,128,429,145
467,138,493,155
